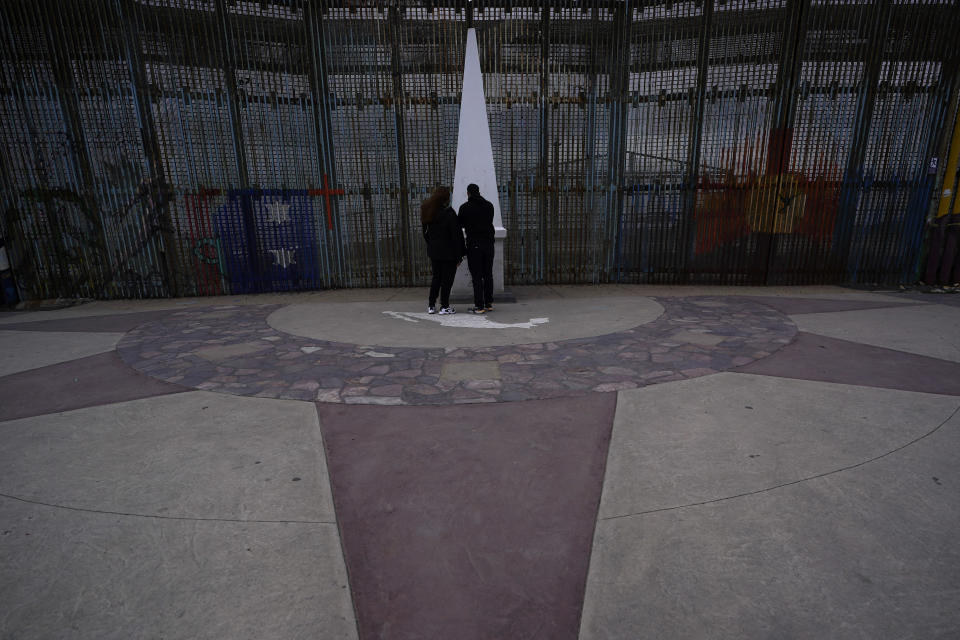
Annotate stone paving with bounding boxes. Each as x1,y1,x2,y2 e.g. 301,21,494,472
4,288,960,640
117,296,796,405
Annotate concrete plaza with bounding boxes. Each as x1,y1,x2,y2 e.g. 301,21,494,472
1,285,958,639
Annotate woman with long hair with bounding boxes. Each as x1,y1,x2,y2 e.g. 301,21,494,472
421,185,465,314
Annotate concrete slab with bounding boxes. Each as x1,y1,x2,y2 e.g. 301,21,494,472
889,291,960,307
315,288,405,302
0,351,186,422
793,303,960,362
0,391,336,522
599,373,959,518
736,332,960,396
0,301,197,325
740,295,926,315
0,309,177,333
573,284,914,303
581,406,960,640
267,296,664,348
0,329,124,377
0,290,404,328
316,393,617,640
0,499,357,640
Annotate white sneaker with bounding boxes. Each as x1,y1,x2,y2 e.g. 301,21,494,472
428,307,436,314
438,307,456,315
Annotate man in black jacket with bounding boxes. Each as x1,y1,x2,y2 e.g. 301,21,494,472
457,183,496,314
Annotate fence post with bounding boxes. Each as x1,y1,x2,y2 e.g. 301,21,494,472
388,2,413,284
833,0,891,280
606,0,632,282
536,1,550,282
759,0,810,284
680,0,714,283
585,2,600,281
116,0,180,297
305,0,345,287
41,2,109,297
213,0,260,289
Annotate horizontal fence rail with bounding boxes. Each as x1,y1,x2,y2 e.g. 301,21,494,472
0,0,958,300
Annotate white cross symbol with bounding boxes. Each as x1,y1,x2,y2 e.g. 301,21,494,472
265,201,291,225
267,248,297,268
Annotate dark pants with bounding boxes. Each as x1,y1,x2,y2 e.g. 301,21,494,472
467,240,495,309
925,214,960,285
429,259,458,308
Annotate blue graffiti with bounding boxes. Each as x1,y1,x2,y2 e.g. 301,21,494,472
214,190,322,294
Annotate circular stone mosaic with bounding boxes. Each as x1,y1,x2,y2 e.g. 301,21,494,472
117,296,796,405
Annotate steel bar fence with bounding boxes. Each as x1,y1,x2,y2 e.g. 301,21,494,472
1,0,958,300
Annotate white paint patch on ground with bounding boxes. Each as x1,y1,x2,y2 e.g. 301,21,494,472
383,311,549,330
267,297,661,348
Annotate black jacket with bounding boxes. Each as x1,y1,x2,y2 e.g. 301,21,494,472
458,195,495,243
423,206,466,261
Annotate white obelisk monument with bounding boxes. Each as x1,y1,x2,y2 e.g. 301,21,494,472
451,27,507,299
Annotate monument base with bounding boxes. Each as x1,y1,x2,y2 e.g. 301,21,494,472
451,235,509,303
448,289,517,305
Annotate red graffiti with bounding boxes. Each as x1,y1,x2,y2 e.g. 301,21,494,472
309,175,345,230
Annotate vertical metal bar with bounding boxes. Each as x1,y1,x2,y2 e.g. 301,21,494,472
24,1,60,299
537,1,549,282
115,0,180,297
85,2,127,298
584,2,600,282
680,0,714,283
305,0,345,287
41,1,106,297
213,0,250,189
833,0,891,280
606,0,631,282
388,2,413,283
1,3,37,299
769,0,808,174
213,0,260,291
762,0,809,284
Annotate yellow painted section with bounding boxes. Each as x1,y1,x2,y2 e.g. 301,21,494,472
747,175,806,233
937,105,960,218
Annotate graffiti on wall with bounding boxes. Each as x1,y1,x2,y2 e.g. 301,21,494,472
2,169,174,299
